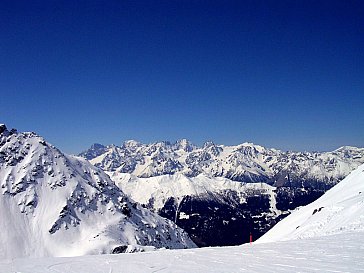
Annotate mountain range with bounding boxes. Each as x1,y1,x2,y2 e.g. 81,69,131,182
80,140,364,187
1,122,362,259
80,139,364,246
2,162,364,272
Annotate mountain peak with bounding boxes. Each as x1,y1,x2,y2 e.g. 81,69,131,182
79,143,108,160
0,124,7,134
122,140,142,148
90,143,105,149
175,138,191,145
0,128,196,259
202,140,216,148
334,146,363,152
174,139,195,152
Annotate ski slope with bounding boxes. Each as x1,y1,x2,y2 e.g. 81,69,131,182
258,163,364,243
1,231,363,272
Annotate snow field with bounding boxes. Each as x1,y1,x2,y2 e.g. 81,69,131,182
1,231,363,273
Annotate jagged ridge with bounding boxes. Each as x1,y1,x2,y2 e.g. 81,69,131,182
0,125,196,260
80,139,364,187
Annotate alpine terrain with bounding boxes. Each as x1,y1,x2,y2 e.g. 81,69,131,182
0,124,195,260
80,140,364,246
258,162,364,243
2,164,364,272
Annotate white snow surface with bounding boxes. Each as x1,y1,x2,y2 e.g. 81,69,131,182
0,128,195,260
258,163,364,243
1,231,363,272
108,172,280,215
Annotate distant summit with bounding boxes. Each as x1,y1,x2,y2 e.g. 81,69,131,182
0,124,6,134
79,143,107,160
0,123,17,135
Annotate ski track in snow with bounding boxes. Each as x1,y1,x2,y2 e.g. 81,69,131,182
1,231,363,273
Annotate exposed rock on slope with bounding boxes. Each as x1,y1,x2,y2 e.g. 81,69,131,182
0,125,195,260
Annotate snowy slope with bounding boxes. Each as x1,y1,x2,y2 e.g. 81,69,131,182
109,172,279,214
258,163,364,243
1,231,363,272
81,140,364,187
109,172,286,246
0,125,195,260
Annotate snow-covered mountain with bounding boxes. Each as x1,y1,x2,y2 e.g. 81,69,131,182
80,139,363,246
0,124,195,260
258,163,364,243
80,140,364,187
110,173,277,212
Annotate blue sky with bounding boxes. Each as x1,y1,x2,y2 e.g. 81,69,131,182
1,0,363,153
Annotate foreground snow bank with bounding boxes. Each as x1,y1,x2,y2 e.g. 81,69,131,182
258,163,364,243
1,231,363,273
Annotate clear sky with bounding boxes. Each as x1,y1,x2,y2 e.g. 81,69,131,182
1,0,363,154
